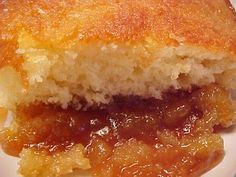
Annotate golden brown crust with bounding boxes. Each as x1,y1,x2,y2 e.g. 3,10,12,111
0,0,236,69
224,0,236,16
0,107,7,128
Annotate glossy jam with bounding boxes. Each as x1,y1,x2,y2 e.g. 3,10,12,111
1,84,235,177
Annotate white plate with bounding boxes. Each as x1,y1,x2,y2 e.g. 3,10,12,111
1,1,236,177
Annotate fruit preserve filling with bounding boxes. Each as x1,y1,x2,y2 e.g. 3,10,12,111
0,84,235,177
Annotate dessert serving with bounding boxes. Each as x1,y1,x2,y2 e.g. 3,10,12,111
0,0,236,177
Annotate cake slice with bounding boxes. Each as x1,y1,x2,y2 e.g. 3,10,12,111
0,0,236,177
0,0,236,109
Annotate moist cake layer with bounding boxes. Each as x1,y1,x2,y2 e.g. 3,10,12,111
0,0,236,109
0,1,236,177
0,84,235,177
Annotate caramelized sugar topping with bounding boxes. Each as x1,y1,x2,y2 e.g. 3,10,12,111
1,84,235,177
